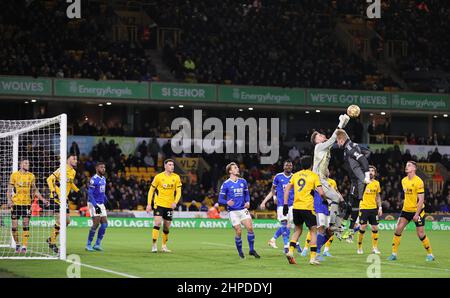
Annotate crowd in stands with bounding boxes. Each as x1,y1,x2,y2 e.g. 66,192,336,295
1,0,448,93
157,0,383,90
375,0,450,92
0,0,158,81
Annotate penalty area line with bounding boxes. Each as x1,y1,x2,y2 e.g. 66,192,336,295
65,259,140,278
32,251,139,278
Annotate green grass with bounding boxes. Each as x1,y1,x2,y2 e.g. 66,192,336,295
0,228,449,278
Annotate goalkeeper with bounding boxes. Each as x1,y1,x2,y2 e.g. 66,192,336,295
310,114,350,238
46,154,79,254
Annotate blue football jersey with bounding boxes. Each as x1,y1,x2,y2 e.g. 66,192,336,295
88,174,107,205
218,178,250,211
314,191,329,215
273,173,294,206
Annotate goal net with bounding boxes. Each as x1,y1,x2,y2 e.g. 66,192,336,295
0,114,67,260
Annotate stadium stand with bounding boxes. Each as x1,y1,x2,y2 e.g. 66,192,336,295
0,0,158,81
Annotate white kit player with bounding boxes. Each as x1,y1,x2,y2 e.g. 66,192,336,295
310,114,350,237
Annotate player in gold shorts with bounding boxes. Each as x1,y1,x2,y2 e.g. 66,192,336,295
146,159,182,253
46,154,79,254
283,155,325,265
388,161,435,262
356,166,382,255
7,159,48,253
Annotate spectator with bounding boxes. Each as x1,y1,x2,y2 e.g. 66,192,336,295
69,141,80,159
288,146,300,162
429,148,442,163
207,203,221,219
148,138,160,163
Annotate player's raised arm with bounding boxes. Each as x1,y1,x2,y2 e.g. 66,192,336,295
315,115,350,151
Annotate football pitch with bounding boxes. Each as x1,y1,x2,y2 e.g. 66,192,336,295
0,228,449,278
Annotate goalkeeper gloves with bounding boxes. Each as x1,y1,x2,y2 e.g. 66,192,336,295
364,171,371,184
338,114,350,129
283,204,289,216
94,205,102,215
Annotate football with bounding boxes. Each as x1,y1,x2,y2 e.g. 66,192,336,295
347,104,361,118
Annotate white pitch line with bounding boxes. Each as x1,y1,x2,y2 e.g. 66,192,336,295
29,251,140,278
65,259,140,278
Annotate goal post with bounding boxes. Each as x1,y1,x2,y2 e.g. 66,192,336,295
0,114,67,260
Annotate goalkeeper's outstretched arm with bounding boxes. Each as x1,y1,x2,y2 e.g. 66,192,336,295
315,115,350,151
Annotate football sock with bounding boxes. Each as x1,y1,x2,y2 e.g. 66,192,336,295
87,226,97,246
248,232,255,252
95,223,108,246
358,229,365,249
371,230,378,248
152,226,160,243
420,235,432,254
22,227,29,247
235,236,243,255
392,233,402,254
162,229,169,246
